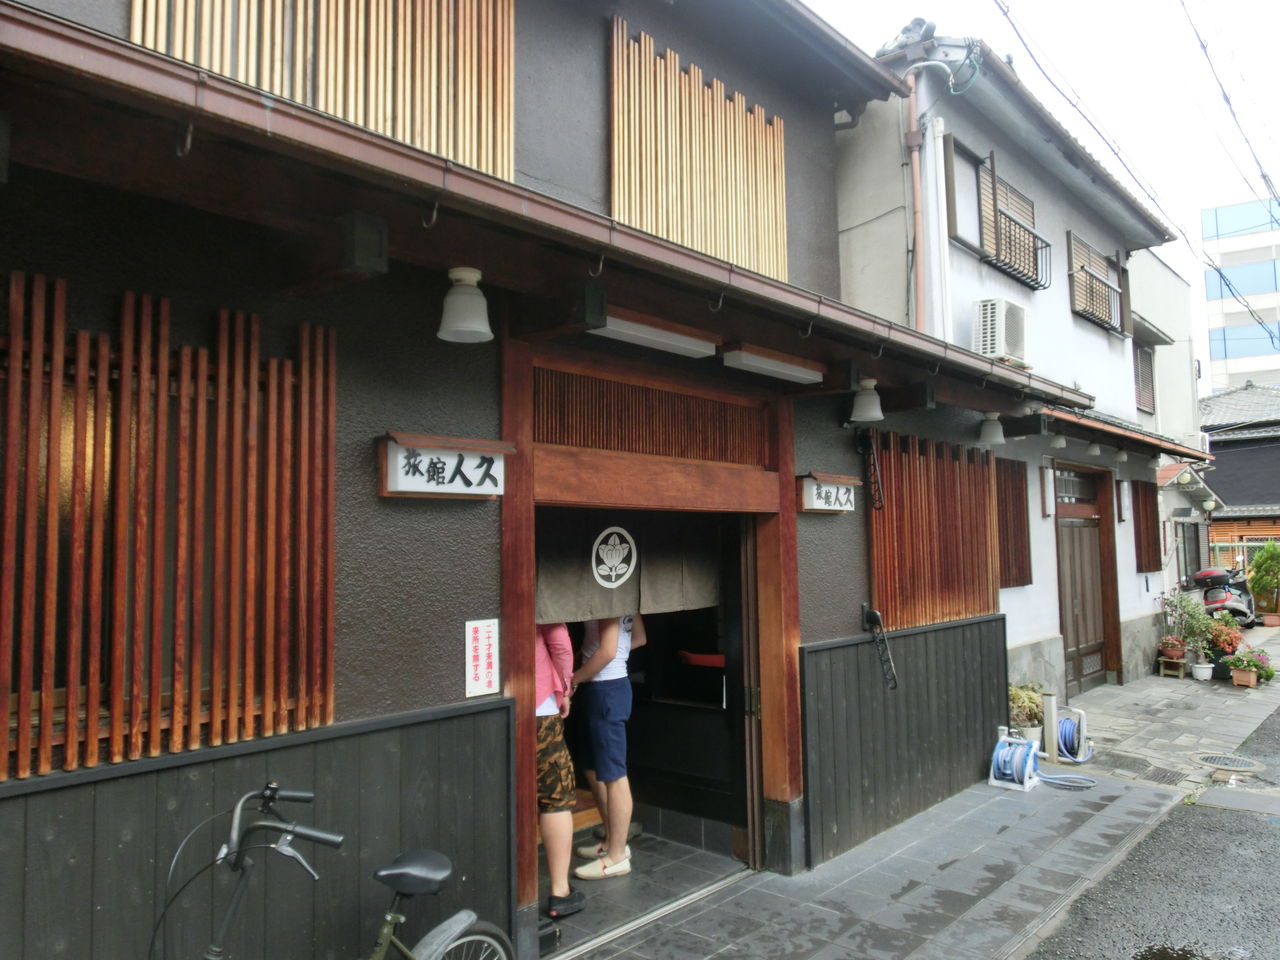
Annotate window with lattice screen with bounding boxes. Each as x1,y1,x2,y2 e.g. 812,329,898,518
1134,343,1155,413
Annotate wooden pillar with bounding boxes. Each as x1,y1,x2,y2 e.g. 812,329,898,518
500,335,537,910
755,397,803,869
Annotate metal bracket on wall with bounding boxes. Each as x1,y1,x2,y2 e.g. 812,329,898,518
863,603,899,690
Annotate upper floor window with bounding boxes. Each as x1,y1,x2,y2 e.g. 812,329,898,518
1204,260,1280,300
1208,322,1280,359
129,0,516,181
943,136,1051,290
1134,343,1155,413
1069,232,1128,332
1202,199,1280,240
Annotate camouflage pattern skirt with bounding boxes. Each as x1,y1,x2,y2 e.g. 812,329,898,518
536,714,576,813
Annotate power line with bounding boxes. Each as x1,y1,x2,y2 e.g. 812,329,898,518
1176,0,1280,226
987,0,1280,351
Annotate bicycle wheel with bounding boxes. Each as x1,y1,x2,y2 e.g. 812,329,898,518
438,920,514,960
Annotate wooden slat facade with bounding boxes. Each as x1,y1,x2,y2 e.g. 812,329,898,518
0,272,337,781
611,16,788,281
1132,479,1161,573
869,431,1000,630
130,0,515,180
995,457,1032,588
0,701,514,960
801,615,1007,865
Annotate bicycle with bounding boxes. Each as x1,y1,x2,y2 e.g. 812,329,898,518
185,781,513,960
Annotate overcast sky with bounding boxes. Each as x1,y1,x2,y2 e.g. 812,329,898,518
800,0,1280,390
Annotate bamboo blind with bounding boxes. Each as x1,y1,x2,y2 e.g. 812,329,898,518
611,16,788,281
534,367,768,466
1132,480,1161,573
129,0,514,179
868,431,1000,630
0,272,336,781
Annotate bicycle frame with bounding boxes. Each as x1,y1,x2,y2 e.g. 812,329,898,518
360,905,477,960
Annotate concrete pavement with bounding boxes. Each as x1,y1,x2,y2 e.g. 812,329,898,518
572,627,1280,959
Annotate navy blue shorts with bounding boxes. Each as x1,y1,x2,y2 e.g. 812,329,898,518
576,677,632,783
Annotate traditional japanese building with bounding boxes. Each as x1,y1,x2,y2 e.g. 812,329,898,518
0,3,1164,957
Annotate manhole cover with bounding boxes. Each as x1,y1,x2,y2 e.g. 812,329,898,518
1190,753,1265,772
1141,766,1186,785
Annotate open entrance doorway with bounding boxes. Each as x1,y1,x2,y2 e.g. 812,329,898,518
535,505,759,953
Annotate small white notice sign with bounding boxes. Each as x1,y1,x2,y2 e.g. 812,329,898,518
798,472,860,513
379,432,513,498
465,618,500,697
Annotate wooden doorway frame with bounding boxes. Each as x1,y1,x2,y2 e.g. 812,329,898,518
1052,460,1122,694
501,338,800,908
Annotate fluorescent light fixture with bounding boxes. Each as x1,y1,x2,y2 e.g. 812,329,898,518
587,306,721,359
722,343,826,384
977,411,1006,446
847,379,884,422
1049,434,1068,449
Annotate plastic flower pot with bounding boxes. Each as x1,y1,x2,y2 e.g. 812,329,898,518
1191,662,1213,681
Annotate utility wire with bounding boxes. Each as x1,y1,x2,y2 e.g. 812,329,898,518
1176,0,1280,225
988,0,1280,351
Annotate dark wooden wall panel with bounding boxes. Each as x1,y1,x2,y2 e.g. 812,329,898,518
0,700,513,960
802,616,1007,866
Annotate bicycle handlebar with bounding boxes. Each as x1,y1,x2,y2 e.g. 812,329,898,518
223,781,344,870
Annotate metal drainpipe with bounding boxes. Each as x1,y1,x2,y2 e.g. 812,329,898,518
905,72,926,334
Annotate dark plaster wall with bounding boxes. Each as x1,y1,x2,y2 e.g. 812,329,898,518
1,165,502,719
792,395,868,642
1208,439,1280,505
25,0,127,36
514,0,843,296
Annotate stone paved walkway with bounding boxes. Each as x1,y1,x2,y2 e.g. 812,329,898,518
566,627,1280,960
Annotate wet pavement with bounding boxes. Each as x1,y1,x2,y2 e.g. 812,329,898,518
560,627,1280,959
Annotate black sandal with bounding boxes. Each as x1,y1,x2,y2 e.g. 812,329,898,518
547,886,585,919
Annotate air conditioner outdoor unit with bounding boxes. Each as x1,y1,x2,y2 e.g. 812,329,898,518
974,298,1028,364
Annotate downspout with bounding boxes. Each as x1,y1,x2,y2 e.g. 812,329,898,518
905,73,926,333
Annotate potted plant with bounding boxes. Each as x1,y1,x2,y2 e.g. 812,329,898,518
1008,682,1044,745
1157,634,1187,660
1160,590,1216,679
1207,614,1245,679
1224,647,1264,687
1249,540,1280,626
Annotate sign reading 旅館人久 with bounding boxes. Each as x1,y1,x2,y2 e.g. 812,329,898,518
798,472,861,513
465,618,500,698
379,432,515,498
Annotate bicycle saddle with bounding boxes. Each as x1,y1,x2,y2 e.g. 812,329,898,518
374,848,454,896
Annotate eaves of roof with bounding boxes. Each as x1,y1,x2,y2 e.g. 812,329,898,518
1215,504,1280,519
1044,408,1210,461
0,2,1094,411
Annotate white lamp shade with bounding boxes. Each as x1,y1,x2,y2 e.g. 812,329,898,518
978,412,1005,446
848,379,884,422
1086,442,1102,456
1203,499,1217,512
438,267,493,342
1114,450,1128,463
1049,434,1067,449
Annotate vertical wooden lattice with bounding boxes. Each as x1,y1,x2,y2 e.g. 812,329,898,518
869,431,1000,630
611,16,788,281
130,0,514,180
0,272,337,781
995,457,1032,588
1132,480,1161,573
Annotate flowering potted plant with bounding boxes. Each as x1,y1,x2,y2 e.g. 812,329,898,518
1159,591,1217,679
1157,635,1187,660
1224,647,1265,687
1207,615,1245,679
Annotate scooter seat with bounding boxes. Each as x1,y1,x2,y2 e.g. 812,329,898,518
374,848,453,895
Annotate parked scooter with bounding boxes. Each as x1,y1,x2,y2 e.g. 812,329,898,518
1191,567,1257,628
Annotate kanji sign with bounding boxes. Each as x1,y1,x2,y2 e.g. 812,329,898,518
378,432,515,499
465,618,500,697
797,472,861,513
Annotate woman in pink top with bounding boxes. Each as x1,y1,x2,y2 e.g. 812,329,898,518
535,622,583,919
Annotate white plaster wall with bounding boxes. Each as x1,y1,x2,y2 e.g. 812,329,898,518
1129,251,1202,447
914,97,1140,420
996,454,1063,650
834,100,911,325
